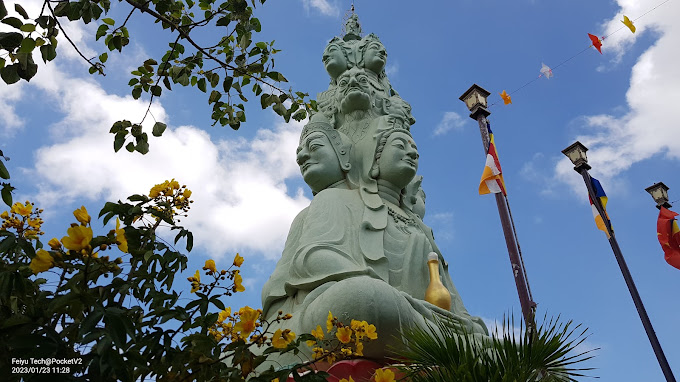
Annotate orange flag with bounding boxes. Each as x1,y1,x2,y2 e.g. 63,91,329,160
588,33,603,54
500,90,512,105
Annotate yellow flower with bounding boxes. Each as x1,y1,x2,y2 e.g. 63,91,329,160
11,201,32,217
355,342,364,356
326,311,334,333
312,347,325,360
234,270,245,292
169,179,180,190
183,189,192,198
203,259,217,273
373,368,395,382
339,377,355,382
218,307,232,323
311,324,324,340
0,211,8,219
149,181,167,198
233,253,244,267
115,218,128,253
271,328,295,349
29,249,54,274
190,270,200,293
366,323,377,340
61,225,93,251
27,218,42,229
73,206,90,225
47,238,61,250
336,326,352,344
234,306,260,336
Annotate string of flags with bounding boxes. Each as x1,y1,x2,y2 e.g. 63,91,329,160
491,0,671,107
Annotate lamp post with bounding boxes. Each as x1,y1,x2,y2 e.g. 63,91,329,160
459,84,536,328
562,142,676,382
646,182,672,209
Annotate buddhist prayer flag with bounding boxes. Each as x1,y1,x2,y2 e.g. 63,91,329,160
588,33,603,54
656,207,680,270
500,90,512,105
589,177,611,238
540,63,553,79
621,15,636,33
479,124,507,196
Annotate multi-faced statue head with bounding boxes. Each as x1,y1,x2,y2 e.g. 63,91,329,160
370,128,419,190
336,66,373,114
359,34,387,76
296,114,352,194
322,37,349,81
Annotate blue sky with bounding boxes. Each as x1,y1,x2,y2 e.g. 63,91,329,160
2,0,680,379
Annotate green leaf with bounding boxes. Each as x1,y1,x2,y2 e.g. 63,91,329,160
222,76,233,93
99,52,108,63
39,44,56,63
250,18,261,32
0,235,16,253
0,58,4,70
95,24,108,40
18,37,35,53
114,136,125,152
0,65,20,84
131,87,142,99
197,77,206,92
152,122,166,137
1,17,23,29
102,18,115,25
0,32,23,50
53,2,69,17
1,184,13,207
19,23,35,32
14,4,29,19
0,160,9,179
216,15,230,27
151,85,161,96
125,142,135,152
136,139,149,155
208,90,221,104
0,1,7,19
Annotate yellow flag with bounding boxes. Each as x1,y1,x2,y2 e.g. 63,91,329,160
621,15,636,33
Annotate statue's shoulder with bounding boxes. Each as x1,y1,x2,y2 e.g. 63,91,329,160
313,187,362,204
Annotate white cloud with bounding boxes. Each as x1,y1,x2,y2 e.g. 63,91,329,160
385,63,399,77
0,82,25,136
301,0,339,17
556,0,680,194
15,55,309,262
433,111,466,136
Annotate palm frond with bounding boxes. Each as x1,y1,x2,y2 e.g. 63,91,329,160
393,312,598,382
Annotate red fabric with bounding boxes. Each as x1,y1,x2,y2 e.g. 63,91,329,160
657,207,680,270
588,33,603,54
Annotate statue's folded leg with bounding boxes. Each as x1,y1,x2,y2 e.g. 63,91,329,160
298,276,430,358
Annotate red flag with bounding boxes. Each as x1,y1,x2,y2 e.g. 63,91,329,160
588,33,603,54
657,207,680,270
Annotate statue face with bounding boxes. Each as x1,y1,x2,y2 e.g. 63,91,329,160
336,67,372,113
363,41,387,74
378,131,419,189
322,43,347,80
297,132,344,193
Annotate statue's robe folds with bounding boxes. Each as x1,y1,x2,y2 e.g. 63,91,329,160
261,188,487,360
